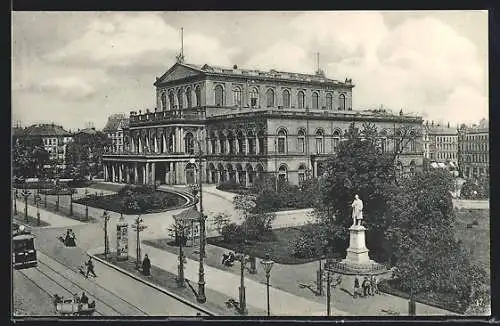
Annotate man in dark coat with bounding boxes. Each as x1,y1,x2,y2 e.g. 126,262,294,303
80,292,89,304
353,276,360,298
362,277,369,297
85,257,97,278
142,254,151,276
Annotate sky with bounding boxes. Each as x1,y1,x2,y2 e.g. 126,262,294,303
12,11,488,131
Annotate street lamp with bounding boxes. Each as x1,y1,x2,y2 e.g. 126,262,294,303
84,188,89,221
34,194,42,226
13,189,18,215
69,188,74,216
20,187,31,223
260,253,275,316
189,137,207,304
103,211,111,259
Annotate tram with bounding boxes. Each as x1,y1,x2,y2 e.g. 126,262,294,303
12,224,38,269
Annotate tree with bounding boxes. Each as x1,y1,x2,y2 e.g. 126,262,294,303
233,194,276,241
13,142,49,178
312,122,398,261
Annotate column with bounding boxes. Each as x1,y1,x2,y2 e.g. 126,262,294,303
151,162,156,185
103,163,108,181
126,165,131,184
111,164,116,182
131,138,135,152
134,163,138,184
119,164,123,182
245,137,249,154
154,134,158,153
145,163,149,185
138,137,142,153
225,139,230,154
314,161,318,178
180,127,184,153
256,136,260,154
164,162,169,184
245,170,250,186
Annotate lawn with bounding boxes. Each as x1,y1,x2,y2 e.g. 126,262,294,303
453,208,490,279
13,214,51,227
74,189,187,214
206,227,319,265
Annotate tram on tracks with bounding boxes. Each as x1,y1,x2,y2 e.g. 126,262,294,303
12,224,38,269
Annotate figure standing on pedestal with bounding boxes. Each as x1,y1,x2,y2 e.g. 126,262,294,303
351,194,363,226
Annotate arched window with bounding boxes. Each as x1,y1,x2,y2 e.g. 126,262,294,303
298,164,307,185
339,94,346,110
332,129,341,151
227,131,235,154
278,164,288,182
297,91,305,109
282,89,291,108
237,131,244,154
185,87,192,108
195,86,201,107
233,87,242,107
219,132,226,154
215,85,224,107
184,132,194,154
312,92,319,109
266,88,275,107
177,89,184,109
315,129,324,154
297,129,305,153
168,91,176,110
277,129,287,154
409,131,417,152
247,130,256,154
161,92,167,110
185,163,196,185
250,87,259,108
326,93,333,110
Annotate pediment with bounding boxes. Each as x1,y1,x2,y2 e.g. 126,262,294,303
155,63,203,85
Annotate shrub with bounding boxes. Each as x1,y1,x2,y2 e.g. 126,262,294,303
221,222,244,243
290,223,322,258
216,179,247,193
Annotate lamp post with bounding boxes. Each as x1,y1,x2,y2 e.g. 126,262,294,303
170,221,189,287
69,188,74,216
323,258,342,316
21,187,31,223
103,211,111,259
34,194,41,226
84,188,89,221
189,149,207,303
13,189,18,215
44,189,47,208
260,253,275,316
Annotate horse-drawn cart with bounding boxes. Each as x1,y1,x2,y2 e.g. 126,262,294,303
53,295,96,316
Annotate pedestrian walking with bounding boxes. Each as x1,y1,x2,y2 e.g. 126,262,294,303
142,254,151,276
354,276,360,298
362,277,369,297
85,257,97,278
374,276,380,294
369,276,375,296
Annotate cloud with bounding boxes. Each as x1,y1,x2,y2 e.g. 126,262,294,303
19,76,97,100
245,12,487,124
44,12,237,69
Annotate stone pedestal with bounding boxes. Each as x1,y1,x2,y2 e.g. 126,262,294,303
329,224,387,276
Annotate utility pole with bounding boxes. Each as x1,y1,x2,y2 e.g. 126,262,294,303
196,140,206,303
103,211,111,259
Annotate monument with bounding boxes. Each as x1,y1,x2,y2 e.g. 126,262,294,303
329,194,387,275
116,214,129,261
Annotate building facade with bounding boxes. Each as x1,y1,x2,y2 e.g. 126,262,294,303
424,122,458,167
458,119,489,179
16,123,73,167
102,61,423,186
103,113,129,153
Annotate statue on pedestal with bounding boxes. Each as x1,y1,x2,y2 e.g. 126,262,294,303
351,194,363,226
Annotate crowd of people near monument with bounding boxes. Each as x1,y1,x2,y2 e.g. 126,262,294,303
353,275,380,298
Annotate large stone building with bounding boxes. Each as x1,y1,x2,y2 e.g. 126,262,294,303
102,61,423,186
458,119,489,179
16,123,73,167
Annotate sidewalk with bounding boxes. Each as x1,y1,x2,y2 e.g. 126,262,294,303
123,242,348,316
15,199,84,228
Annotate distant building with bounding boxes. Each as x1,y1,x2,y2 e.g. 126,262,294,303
103,113,129,153
102,61,423,186
424,122,458,170
16,123,72,167
458,119,489,179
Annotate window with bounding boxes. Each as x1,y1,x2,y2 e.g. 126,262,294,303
247,131,256,154
409,132,416,152
312,92,319,109
298,164,306,185
233,87,242,107
215,85,224,107
297,91,305,109
315,129,324,154
282,89,291,108
219,133,226,154
185,87,192,108
161,92,167,110
195,86,201,107
326,93,333,110
277,129,287,154
333,130,341,152
168,91,176,109
266,89,275,107
250,88,259,108
278,164,288,181
297,129,305,153
339,94,346,110
177,89,184,109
